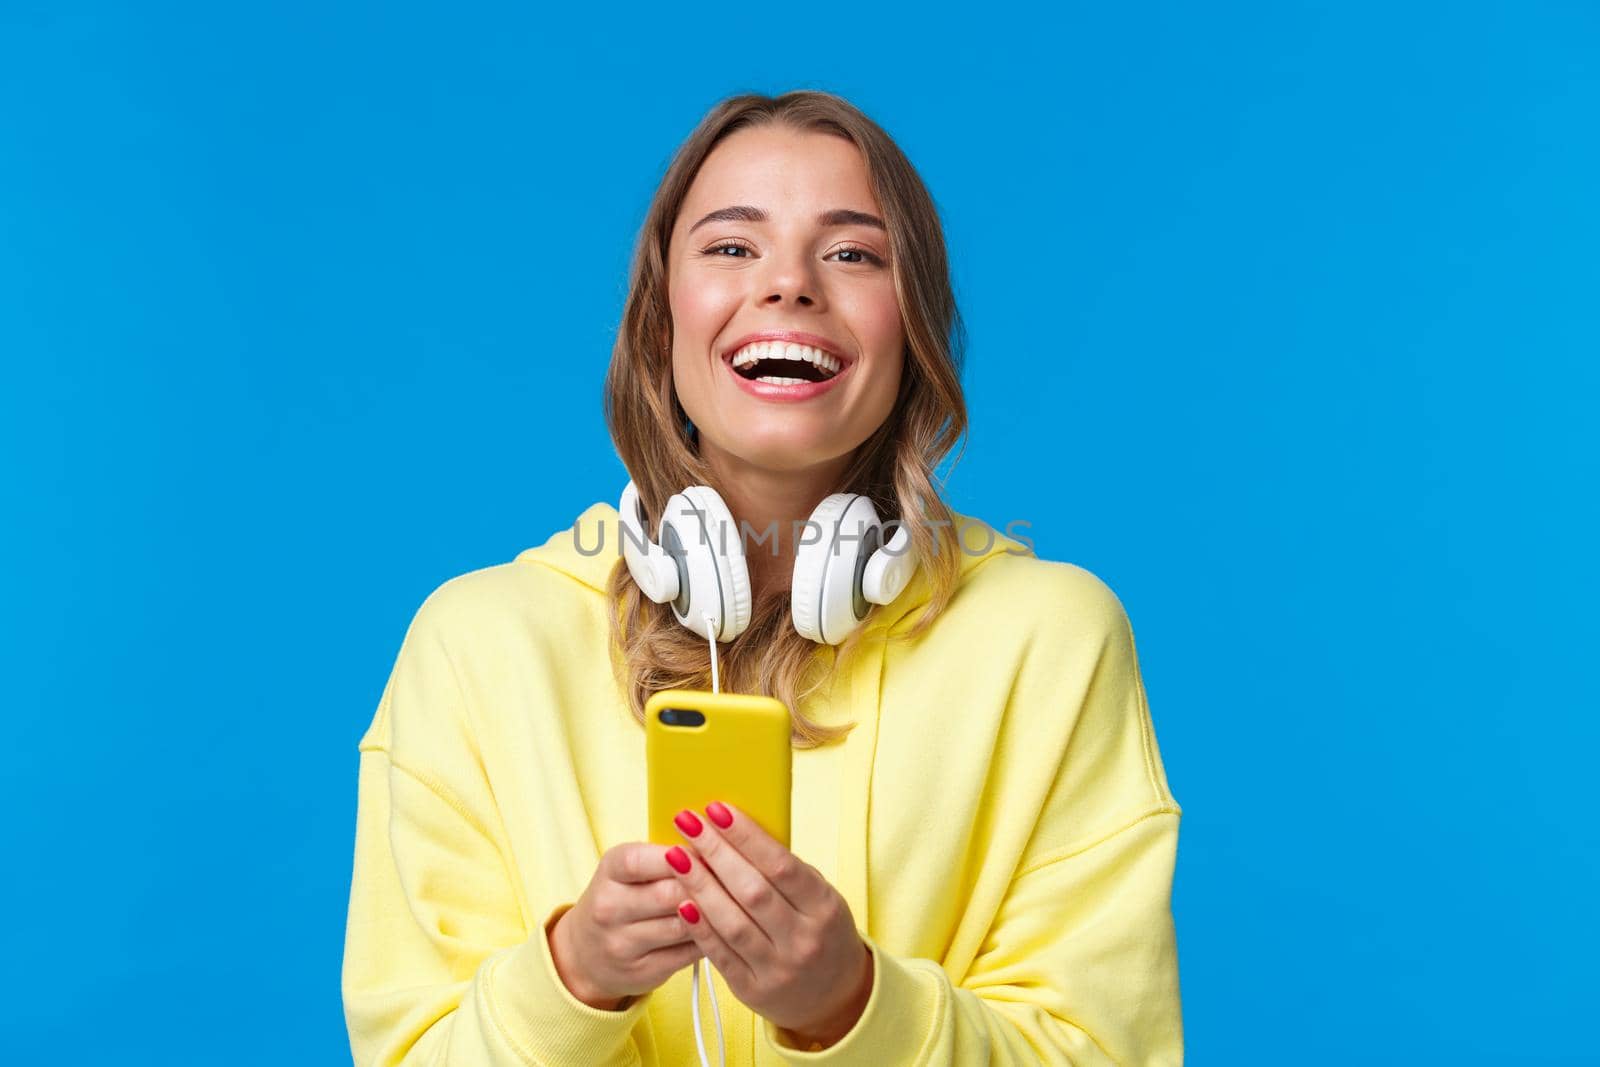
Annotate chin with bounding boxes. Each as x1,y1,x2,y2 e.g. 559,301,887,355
731,446,836,473
715,435,845,473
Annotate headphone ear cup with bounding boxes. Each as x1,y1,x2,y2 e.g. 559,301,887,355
792,494,880,645
861,519,915,606
618,480,680,603
665,485,752,642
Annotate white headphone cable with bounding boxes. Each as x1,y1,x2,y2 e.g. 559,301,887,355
690,609,727,1067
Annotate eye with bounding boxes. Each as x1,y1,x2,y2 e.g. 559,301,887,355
829,245,885,267
702,240,755,258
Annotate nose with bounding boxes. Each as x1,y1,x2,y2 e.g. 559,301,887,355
756,247,819,308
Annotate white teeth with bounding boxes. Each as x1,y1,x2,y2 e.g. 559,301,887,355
729,340,841,377
755,376,808,385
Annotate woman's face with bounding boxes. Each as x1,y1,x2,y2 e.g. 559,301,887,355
667,125,904,478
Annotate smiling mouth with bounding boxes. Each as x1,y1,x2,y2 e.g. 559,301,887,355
733,358,833,384
726,340,844,384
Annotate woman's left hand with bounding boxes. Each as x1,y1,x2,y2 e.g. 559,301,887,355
666,801,873,1045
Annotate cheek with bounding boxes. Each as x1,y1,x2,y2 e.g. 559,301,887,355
846,282,906,365
844,279,908,350
670,281,735,406
857,286,905,412
672,273,742,341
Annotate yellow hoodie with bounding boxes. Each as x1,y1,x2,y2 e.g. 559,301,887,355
342,501,1184,1065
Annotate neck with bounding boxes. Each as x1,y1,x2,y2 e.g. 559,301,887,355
698,442,855,603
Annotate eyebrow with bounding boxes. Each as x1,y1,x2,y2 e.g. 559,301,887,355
687,205,887,233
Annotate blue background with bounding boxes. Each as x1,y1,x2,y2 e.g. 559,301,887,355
3,3,1595,1063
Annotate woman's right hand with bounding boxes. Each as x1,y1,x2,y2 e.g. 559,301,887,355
547,842,706,1010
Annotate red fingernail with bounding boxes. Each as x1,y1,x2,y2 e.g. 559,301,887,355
665,846,692,874
678,901,700,924
674,810,703,837
706,801,733,829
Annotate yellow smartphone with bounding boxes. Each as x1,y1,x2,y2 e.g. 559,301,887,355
645,688,792,849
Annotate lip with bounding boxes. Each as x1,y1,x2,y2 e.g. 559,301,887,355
719,329,854,404
723,348,852,402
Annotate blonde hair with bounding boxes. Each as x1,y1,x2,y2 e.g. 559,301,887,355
603,90,969,749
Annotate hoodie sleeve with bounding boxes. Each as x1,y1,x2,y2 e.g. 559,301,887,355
759,811,1182,1065
760,569,1184,1065
341,584,650,1066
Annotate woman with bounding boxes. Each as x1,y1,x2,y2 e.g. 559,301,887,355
342,90,1184,1065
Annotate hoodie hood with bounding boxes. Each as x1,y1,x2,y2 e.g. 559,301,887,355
513,498,1034,933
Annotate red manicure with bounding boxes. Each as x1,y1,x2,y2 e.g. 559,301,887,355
679,901,701,924
665,846,692,874
674,810,703,837
706,801,733,829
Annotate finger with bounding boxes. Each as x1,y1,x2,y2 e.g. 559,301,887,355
665,842,771,972
606,842,683,884
676,891,755,988
674,806,801,945
607,870,701,924
636,937,705,974
625,911,701,953
698,801,827,918
708,802,826,914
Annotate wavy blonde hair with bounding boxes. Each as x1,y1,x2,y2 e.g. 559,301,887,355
603,90,969,749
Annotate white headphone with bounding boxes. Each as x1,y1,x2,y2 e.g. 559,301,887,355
617,479,916,645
